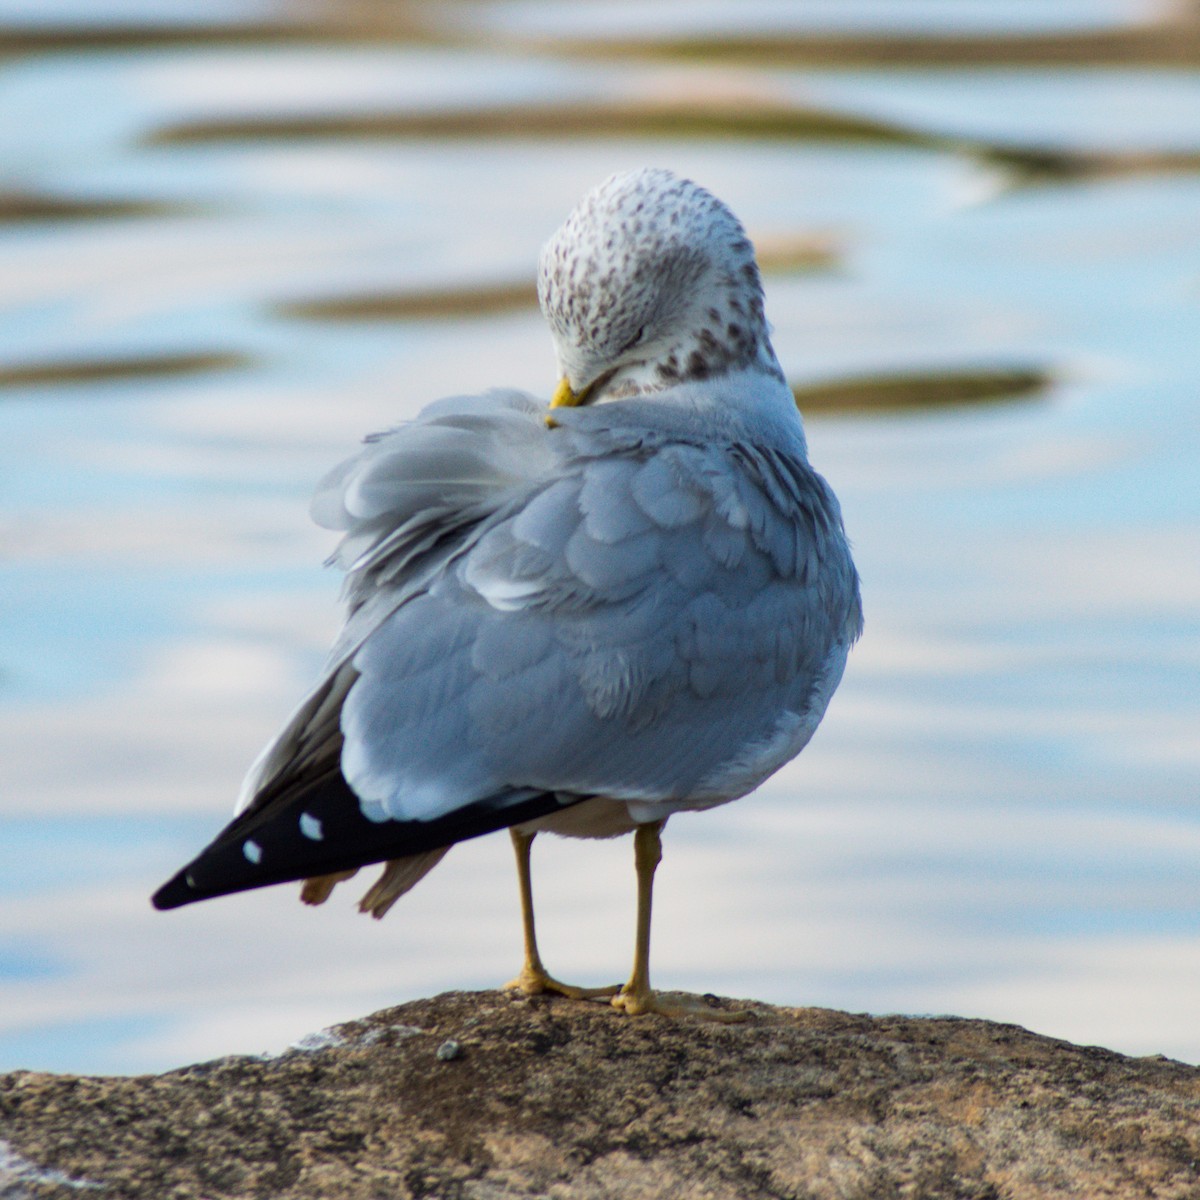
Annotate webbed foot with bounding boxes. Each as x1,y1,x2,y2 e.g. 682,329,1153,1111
611,983,749,1022
505,964,621,1001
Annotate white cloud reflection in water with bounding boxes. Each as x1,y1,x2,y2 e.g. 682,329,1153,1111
0,8,1198,1074
465,0,1168,40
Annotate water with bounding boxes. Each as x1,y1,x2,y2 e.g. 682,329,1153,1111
471,0,1167,39
1,0,1198,1075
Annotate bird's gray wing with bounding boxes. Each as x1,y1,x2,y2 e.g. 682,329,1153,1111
153,390,570,909
152,391,862,909
233,389,555,815
341,401,863,824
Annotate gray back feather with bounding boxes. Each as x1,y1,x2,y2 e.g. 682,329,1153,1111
240,386,861,826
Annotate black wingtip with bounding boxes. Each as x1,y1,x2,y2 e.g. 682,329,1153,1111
151,861,274,909
150,780,570,914
151,870,201,911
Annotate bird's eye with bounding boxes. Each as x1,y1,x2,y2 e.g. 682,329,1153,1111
620,325,648,355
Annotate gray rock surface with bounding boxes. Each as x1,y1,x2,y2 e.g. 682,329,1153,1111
2,990,1198,1199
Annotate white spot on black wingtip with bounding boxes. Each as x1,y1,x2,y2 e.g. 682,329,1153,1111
299,813,324,841
243,839,263,865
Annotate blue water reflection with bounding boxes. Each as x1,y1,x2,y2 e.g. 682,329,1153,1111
474,0,1161,40
1,4,1197,1074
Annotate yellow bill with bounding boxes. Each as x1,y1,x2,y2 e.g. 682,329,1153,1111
551,376,583,409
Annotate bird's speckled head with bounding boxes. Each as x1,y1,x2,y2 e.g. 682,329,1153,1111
538,168,785,405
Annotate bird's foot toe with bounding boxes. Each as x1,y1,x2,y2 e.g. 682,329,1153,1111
611,986,750,1022
505,966,620,1001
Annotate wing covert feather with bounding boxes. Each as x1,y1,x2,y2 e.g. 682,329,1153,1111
227,390,860,878
341,403,862,824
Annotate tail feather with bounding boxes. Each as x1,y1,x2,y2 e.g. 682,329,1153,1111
300,869,359,906
358,848,451,919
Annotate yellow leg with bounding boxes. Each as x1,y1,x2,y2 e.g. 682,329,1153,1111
504,829,620,1000
611,820,664,1015
611,820,748,1022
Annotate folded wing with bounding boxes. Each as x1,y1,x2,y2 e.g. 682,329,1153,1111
152,389,862,910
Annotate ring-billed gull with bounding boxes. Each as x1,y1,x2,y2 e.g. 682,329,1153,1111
153,168,863,1018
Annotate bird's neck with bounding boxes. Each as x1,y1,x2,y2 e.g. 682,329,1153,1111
594,321,784,404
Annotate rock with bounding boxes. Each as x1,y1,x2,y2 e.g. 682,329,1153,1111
1,990,1198,1199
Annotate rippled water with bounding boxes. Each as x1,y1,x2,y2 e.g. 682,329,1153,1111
2,0,1198,1074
